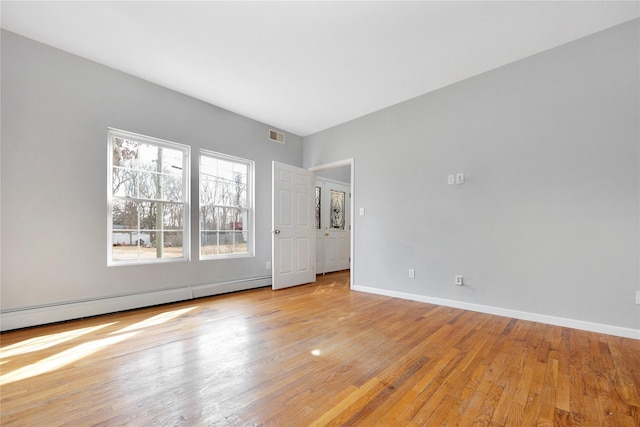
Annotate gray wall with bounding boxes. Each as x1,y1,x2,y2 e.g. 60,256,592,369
1,31,302,310
304,20,640,330
316,165,351,183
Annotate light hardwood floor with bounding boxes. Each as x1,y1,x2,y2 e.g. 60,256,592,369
1,271,639,426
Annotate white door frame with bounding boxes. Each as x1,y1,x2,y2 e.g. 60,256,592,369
309,158,354,290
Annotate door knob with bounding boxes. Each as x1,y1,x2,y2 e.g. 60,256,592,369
273,229,281,234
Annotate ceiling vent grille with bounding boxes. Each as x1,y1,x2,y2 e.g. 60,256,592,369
269,129,285,144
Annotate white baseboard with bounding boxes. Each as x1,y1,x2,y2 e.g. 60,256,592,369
4,279,636,340
352,285,640,340
1,276,272,331
191,277,272,298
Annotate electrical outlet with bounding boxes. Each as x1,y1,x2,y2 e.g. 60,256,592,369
409,269,415,279
455,275,463,286
447,175,455,185
266,261,271,270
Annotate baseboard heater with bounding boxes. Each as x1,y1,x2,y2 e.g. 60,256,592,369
0,276,272,332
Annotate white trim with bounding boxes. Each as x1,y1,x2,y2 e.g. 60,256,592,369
309,158,355,290
352,285,640,340
1,276,271,331
191,277,271,298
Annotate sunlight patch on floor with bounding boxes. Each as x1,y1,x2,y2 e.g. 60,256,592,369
1,306,199,386
0,323,117,359
114,307,197,333
0,331,140,385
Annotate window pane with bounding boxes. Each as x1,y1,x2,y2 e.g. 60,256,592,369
200,205,217,230
233,209,248,231
217,231,234,253
201,231,218,255
112,201,142,257
213,180,231,206
235,184,247,208
136,172,156,199
162,203,184,230
138,202,157,231
232,231,248,254
217,159,234,181
137,143,160,171
112,200,138,230
162,232,183,258
112,168,137,198
161,148,184,175
219,207,234,230
162,174,183,202
112,138,138,169
137,236,158,259
200,176,216,204
200,156,217,176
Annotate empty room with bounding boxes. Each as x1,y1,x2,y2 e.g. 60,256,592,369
1,1,639,425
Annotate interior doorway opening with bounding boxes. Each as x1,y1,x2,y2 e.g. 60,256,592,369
309,158,354,290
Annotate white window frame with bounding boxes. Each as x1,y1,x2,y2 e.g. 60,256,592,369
199,150,255,260
107,128,190,266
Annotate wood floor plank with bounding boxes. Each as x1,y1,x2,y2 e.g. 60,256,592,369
1,271,638,426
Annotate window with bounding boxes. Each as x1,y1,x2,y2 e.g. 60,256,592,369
200,150,254,258
108,129,190,264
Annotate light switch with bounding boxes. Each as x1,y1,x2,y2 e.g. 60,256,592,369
359,207,365,216
456,173,465,184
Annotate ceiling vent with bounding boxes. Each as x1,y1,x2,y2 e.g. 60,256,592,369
269,129,285,144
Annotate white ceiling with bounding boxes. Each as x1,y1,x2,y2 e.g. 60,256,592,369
1,1,638,136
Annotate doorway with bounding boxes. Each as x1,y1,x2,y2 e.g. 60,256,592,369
315,176,350,274
309,159,354,289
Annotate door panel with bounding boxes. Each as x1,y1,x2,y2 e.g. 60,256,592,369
296,238,310,270
278,238,292,274
272,162,315,290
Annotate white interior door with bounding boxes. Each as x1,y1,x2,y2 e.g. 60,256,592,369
272,161,316,290
315,178,350,274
